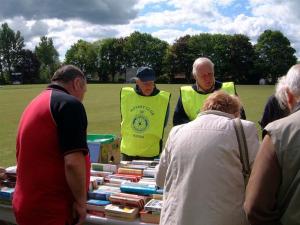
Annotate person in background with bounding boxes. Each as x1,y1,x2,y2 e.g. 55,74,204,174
0,167,6,180
244,64,300,225
259,76,289,137
173,57,246,126
13,65,91,225
120,67,171,161
156,91,259,225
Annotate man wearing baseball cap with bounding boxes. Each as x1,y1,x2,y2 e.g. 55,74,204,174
120,67,171,160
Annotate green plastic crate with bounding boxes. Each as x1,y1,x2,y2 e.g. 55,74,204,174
87,134,116,144
87,134,120,164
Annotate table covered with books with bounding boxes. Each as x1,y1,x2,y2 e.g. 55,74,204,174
0,204,156,225
0,160,162,225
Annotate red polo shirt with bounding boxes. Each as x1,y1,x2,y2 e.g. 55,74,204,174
13,85,91,225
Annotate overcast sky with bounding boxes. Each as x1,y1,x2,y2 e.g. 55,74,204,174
0,0,299,61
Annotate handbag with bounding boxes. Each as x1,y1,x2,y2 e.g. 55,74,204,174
233,118,251,187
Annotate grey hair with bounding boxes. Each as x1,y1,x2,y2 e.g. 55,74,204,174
192,57,214,77
275,64,300,108
284,64,300,98
275,75,288,109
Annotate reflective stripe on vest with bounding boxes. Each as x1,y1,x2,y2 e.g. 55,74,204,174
120,87,170,157
181,82,235,120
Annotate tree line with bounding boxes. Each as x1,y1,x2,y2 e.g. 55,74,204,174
0,22,297,85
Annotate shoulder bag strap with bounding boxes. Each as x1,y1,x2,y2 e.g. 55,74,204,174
233,118,251,187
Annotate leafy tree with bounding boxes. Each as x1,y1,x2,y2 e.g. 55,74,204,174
187,34,216,80
35,36,60,80
210,34,232,80
15,49,40,83
255,30,297,83
0,23,25,83
96,38,125,82
167,35,191,82
124,32,169,78
65,40,97,76
228,34,256,83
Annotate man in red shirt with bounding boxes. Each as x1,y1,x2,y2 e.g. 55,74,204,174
13,65,91,225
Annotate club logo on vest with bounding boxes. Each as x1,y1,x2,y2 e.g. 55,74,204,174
132,114,149,133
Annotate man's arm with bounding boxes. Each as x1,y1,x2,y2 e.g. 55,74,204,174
65,151,87,225
244,134,281,225
173,96,190,126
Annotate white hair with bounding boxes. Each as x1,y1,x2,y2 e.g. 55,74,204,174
275,75,288,109
285,64,300,97
192,57,214,77
275,64,300,108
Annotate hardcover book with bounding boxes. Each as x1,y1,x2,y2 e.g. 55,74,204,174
88,185,120,200
87,210,105,217
144,199,163,213
0,187,14,200
91,163,117,173
109,192,148,209
105,204,139,221
140,210,160,224
117,168,143,176
120,182,157,195
86,199,111,212
108,174,141,182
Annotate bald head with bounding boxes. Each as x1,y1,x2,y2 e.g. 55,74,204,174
192,57,215,92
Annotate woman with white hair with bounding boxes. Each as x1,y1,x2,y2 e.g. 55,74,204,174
244,64,300,225
259,76,290,137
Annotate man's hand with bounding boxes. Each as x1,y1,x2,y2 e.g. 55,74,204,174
73,201,87,225
64,151,87,224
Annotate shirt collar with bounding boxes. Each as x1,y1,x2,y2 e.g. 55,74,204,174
198,110,235,119
135,84,159,96
292,102,300,114
47,84,70,94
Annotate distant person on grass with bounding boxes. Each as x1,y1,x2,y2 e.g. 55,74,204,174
13,65,91,225
120,67,171,161
173,57,246,126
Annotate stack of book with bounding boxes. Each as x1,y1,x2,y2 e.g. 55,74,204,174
89,176,105,191
117,167,143,176
120,162,148,170
138,177,156,186
91,163,117,173
86,199,110,217
120,182,157,196
140,199,163,224
105,204,139,221
109,192,149,209
143,167,156,178
0,186,14,205
90,170,113,177
131,160,159,167
88,185,120,201
106,173,141,183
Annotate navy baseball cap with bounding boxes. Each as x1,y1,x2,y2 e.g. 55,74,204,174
136,67,155,82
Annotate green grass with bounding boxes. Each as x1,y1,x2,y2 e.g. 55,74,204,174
0,84,275,167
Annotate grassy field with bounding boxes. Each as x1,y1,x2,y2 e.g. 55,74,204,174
0,84,275,167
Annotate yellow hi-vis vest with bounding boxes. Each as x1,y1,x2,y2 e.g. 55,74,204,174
181,82,235,121
120,87,171,157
